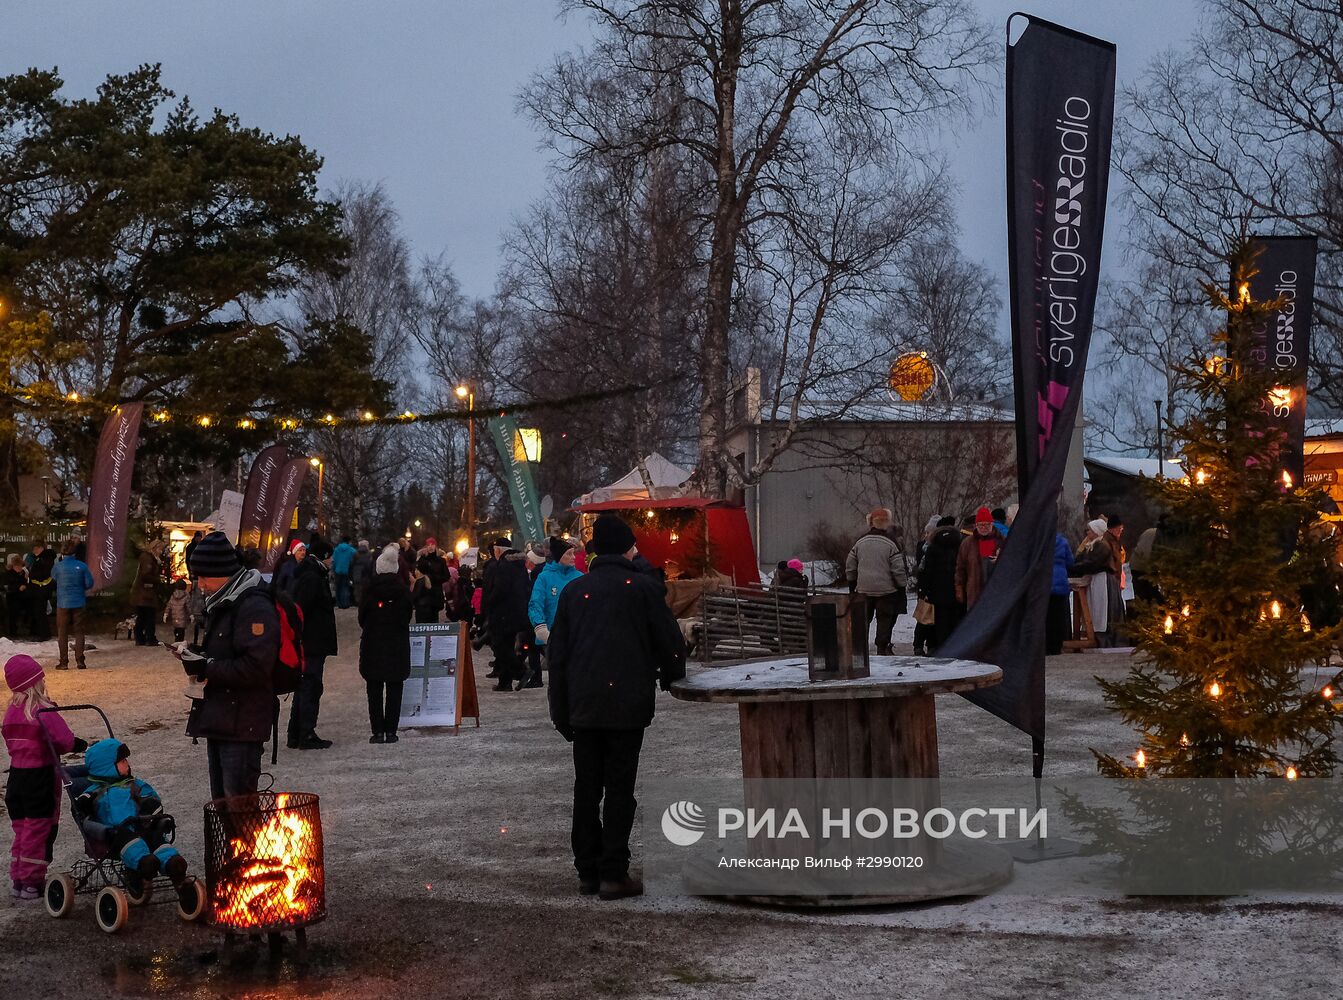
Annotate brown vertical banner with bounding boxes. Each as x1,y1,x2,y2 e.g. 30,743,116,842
238,445,289,551
259,458,309,573
86,403,145,590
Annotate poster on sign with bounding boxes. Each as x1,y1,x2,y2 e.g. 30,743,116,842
400,622,479,731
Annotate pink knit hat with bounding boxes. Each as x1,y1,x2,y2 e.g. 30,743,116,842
5,654,44,693
787,559,805,572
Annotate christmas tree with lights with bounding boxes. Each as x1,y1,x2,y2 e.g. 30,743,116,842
1093,240,1342,781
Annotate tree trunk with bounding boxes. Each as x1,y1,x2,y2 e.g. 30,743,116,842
0,417,21,521
697,1,743,500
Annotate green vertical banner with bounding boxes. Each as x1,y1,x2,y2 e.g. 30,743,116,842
486,414,545,544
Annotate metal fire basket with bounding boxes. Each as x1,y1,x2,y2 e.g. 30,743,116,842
203,791,326,942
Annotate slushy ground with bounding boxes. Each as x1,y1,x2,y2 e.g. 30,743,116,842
1,611,1337,999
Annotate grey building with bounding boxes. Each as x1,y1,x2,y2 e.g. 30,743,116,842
727,388,1086,571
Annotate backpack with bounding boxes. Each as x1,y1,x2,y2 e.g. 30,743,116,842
270,590,306,695
224,588,305,695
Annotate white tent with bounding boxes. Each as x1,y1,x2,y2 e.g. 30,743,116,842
576,452,692,505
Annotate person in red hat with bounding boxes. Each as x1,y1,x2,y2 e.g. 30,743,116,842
3,654,87,899
955,507,1005,610
272,538,306,593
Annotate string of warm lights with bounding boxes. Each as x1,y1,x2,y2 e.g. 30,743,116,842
0,375,688,431
1146,596,1339,780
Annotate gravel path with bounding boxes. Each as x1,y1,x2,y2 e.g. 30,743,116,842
1,611,1337,999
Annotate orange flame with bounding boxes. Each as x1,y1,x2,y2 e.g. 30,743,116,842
213,794,321,929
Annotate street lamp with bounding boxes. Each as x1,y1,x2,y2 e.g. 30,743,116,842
456,383,475,544
309,456,324,535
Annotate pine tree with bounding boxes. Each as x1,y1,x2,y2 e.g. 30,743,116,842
1094,240,1342,781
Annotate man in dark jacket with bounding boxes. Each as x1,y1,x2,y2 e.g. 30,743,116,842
547,514,687,900
286,548,338,749
484,536,531,691
179,532,279,801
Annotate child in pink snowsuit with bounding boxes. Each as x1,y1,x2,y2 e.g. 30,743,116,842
3,654,86,899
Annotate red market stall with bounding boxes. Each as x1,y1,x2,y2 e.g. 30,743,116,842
574,498,760,587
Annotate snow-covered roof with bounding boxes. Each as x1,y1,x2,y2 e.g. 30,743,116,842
764,399,1013,425
1085,454,1185,478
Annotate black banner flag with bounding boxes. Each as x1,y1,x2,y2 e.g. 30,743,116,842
940,15,1115,775
1245,235,1317,485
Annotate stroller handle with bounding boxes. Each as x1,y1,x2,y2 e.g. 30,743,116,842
38,704,115,740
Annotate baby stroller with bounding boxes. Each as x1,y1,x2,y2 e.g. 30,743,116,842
38,705,207,933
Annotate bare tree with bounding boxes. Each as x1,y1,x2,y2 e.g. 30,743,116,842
872,235,1005,400
1114,1,1343,411
296,181,410,537
525,1,993,496
838,419,1016,549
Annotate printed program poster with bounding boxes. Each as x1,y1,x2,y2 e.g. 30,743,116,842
400,622,460,727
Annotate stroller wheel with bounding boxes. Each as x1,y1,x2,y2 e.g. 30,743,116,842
124,873,153,906
176,877,207,922
44,874,75,919
94,886,129,934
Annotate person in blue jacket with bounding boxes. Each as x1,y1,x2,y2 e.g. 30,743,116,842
1046,531,1076,655
51,540,94,671
79,739,189,885
330,535,357,609
526,537,585,688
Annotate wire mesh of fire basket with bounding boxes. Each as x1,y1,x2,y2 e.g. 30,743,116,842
203,791,326,934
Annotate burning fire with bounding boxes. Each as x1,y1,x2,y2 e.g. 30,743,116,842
213,794,322,930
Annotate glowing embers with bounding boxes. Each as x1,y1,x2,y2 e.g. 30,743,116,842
203,791,325,934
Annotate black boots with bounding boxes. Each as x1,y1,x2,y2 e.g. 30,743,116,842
598,876,644,901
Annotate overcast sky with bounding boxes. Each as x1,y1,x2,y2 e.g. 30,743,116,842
3,1,1207,302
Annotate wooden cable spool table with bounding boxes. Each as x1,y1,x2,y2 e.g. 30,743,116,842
669,655,1015,905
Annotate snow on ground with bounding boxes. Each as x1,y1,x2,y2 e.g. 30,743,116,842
0,613,1337,999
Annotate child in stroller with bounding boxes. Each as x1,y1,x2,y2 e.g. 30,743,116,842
78,739,190,887
39,707,206,932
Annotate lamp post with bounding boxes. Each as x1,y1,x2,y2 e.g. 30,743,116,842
1154,400,1165,479
456,383,475,542
309,456,324,534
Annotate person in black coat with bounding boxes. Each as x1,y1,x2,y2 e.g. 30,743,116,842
286,550,338,750
179,532,280,801
917,517,963,653
547,514,687,900
360,546,413,744
412,556,445,623
485,537,531,692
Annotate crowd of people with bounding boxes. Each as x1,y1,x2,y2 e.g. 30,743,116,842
4,512,688,904
842,502,1133,659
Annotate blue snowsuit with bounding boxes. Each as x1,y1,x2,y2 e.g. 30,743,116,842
527,562,584,645
83,739,182,873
